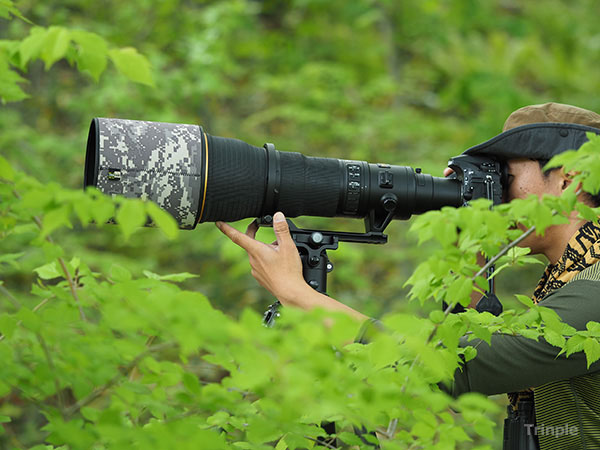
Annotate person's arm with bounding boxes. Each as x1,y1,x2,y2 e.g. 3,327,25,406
447,280,600,397
216,211,368,322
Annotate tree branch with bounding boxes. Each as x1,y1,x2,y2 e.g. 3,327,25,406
473,226,537,280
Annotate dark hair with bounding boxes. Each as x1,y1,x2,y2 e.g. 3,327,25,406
536,159,600,207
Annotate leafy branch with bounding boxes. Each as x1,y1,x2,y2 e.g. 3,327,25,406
11,188,87,320
64,341,177,418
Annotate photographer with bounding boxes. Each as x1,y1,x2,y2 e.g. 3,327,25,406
216,103,600,449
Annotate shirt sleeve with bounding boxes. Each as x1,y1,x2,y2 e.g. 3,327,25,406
447,279,600,397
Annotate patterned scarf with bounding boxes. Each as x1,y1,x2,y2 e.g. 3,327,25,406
508,220,600,407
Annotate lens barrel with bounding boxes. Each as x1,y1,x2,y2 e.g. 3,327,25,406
84,118,463,229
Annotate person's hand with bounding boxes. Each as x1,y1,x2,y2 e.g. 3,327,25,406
215,212,309,308
443,167,453,177
216,212,369,321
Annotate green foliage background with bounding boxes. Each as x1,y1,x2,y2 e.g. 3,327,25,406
2,0,600,448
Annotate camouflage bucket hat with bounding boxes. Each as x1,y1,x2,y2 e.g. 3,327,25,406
84,118,206,230
462,102,600,160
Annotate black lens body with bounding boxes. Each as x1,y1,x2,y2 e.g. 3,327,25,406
198,134,464,222
85,118,502,229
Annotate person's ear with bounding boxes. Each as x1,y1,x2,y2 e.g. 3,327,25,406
559,169,576,191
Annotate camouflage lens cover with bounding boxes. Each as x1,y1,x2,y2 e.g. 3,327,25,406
87,118,206,229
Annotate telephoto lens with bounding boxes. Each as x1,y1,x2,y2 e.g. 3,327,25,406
84,118,463,229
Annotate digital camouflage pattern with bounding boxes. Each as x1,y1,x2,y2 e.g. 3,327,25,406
94,118,204,229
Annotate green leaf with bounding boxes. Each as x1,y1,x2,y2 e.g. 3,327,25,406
90,197,115,225
70,30,108,81
337,431,369,446
586,321,600,337
429,310,445,324
565,334,586,357
109,47,154,86
539,307,563,333
142,270,198,282
245,416,282,444
274,437,288,450
72,195,94,226
0,0,29,22
0,155,14,181
575,203,600,222
110,264,132,282
583,338,600,368
0,415,10,423
146,201,178,239
18,27,47,66
40,26,71,70
446,277,474,307
463,346,477,362
519,329,541,340
16,307,41,332
471,323,492,345
33,261,62,280
0,314,17,340
0,57,28,103
115,199,146,240
41,205,72,237
182,372,201,395
515,294,533,308
543,329,565,349
206,411,230,427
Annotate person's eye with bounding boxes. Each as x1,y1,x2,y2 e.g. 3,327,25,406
506,174,515,185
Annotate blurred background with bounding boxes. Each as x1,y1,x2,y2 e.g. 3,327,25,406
2,0,600,319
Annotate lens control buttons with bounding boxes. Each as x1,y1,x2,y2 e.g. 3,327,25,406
379,170,393,188
345,164,362,213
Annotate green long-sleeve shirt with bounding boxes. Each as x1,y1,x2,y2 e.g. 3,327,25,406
450,264,600,450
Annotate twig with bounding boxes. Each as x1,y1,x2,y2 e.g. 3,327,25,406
386,418,398,440
32,295,53,313
0,283,21,309
473,226,536,279
304,435,339,449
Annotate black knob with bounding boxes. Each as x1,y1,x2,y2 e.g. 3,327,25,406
381,193,398,212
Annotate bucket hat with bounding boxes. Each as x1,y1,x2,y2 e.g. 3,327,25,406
462,102,600,160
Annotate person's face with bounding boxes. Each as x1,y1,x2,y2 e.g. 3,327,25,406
505,158,566,254
505,158,564,202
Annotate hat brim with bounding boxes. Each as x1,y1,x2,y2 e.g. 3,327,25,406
462,123,600,161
